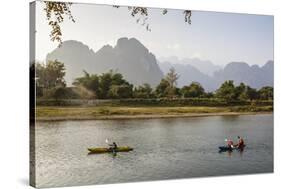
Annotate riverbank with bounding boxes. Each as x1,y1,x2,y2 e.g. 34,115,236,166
36,106,273,121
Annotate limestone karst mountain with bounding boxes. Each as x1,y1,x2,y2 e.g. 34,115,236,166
47,38,273,91
158,60,273,91
46,38,164,87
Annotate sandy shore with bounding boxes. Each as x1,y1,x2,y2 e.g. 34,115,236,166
36,111,272,122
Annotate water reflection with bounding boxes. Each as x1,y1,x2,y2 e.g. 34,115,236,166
220,115,240,121
35,114,273,188
219,148,244,157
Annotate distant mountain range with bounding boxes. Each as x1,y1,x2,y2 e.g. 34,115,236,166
46,38,273,91
46,38,163,87
158,60,273,91
213,61,273,90
158,61,214,91
158,56,222,76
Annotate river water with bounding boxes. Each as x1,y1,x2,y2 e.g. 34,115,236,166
35,114,273,188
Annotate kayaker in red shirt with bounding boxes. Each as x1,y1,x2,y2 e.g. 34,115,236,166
225,139,234,149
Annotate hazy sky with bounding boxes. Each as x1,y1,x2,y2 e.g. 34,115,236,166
35,1,273,66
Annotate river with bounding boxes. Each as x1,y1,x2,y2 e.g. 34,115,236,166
35,114,273,188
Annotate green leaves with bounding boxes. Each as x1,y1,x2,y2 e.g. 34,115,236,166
181,82,205,98
215,81,272,101
44,1,75,45
44,2,192,44
133,83,154,98
259,86,273,100
36,60,66,89
73,70,133,99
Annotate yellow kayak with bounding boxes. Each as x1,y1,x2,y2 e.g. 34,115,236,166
88,146,133,154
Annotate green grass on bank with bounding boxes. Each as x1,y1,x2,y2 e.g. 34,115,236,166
36,105,273,120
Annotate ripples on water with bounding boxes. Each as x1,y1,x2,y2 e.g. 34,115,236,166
35,114,273,187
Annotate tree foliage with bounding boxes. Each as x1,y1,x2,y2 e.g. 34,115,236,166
163,67,180,98
108,84,133,99
73,70,132,99
165,67,180,88
215,80,237,101
43,1,75,45
73,71,99,93
133,83,154,98
50,87,80,100
181,82,205,98
113,6,191,32
36,60,66,89
43,2,191,45
244,86,259,100
155,67,181,98
258,86,273,100
235,82,247,100
35,61,273,101
216,81,263,101
155,79,170,98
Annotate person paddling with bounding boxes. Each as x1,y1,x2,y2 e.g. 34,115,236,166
236,136,245,149
225,138,234,149
108,141,118,153
105,139,118,153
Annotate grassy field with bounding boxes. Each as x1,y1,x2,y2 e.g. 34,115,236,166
36,105,273,121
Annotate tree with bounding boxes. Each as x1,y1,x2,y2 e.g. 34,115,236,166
36,60,66,89
237,84,259,101
111,72,130,86
98,71,114,99
133,83,154,98
215,80,237,101
155,79,170,97
43,2,191,45
259,86,273,100
166,67,179,88
188,82,204,97
163,67,180,98
203,92,214,98
108,84,133,99
180,86,190,98
155,68,180,98
181,82,205,98
245,86,259,100
235,82,247,100
73,70,133,99
113,6,191,32
43,1,75,45
52,87,80,100
98,70,130,99
72,71,100,97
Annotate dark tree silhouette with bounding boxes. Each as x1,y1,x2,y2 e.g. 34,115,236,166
44,1,75,45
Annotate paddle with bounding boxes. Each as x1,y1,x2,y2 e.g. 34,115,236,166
105,139,112,146
105,138,109,144
105,138,117,154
